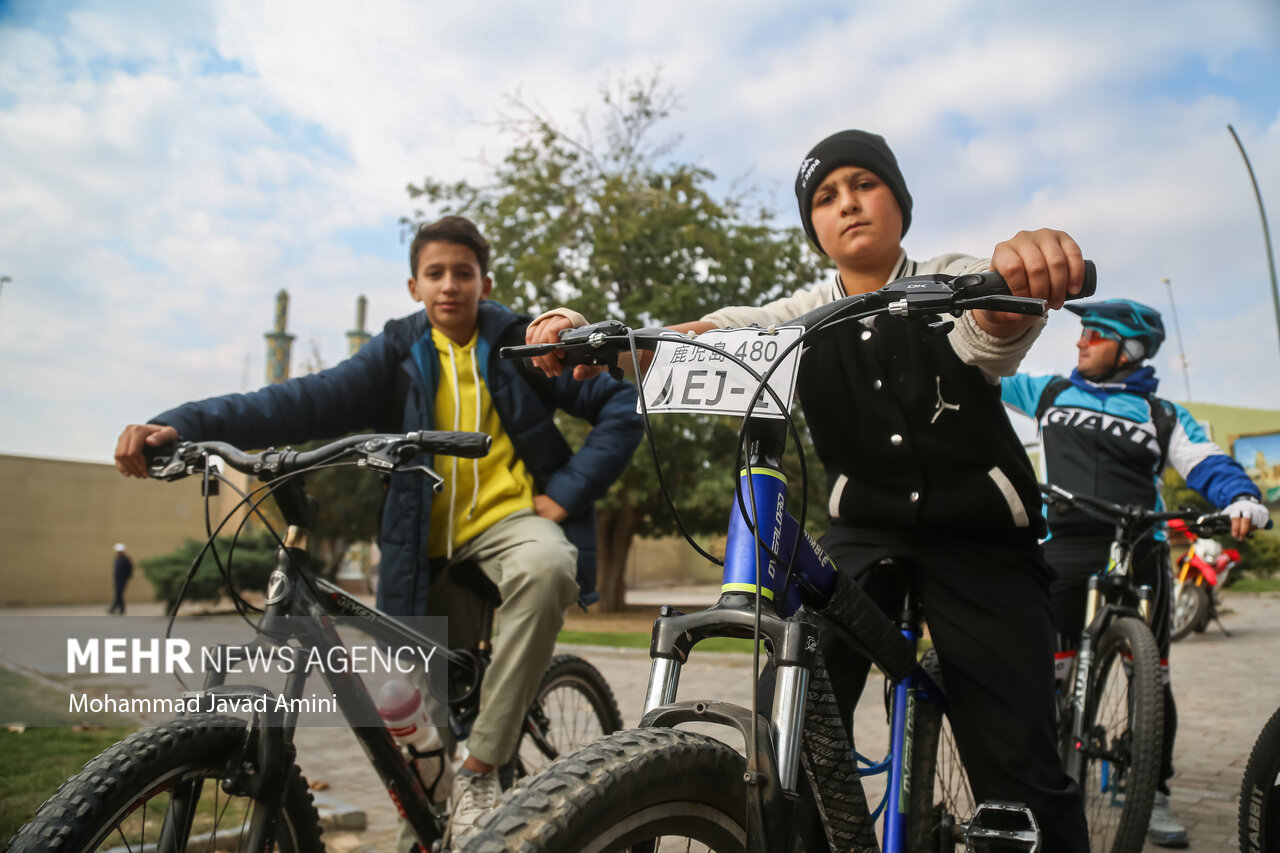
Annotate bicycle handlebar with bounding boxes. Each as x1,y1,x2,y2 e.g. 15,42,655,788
1040,482,1237,539
499,261,1098,365
146,430,492,481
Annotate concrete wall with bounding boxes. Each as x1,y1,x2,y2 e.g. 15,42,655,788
0,454,249,607
5,399,1273,606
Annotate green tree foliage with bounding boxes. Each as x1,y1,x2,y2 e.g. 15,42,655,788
403,75,827,609
273,343,385,579
140,531,277,613
284,463,383,578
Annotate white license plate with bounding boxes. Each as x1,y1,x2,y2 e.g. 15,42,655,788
639,326,802,419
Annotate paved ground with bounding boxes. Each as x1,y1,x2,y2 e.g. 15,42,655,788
3,586,1278,851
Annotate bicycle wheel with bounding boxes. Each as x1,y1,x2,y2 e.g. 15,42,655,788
1078,616,1163,853
8,714,324,853
501,654,624,787
1170,581,1209,642
1240,705,1280,853
908,648,974,852
465,727,748,852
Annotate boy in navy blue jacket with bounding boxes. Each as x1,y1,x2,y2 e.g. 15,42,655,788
116,216,643,843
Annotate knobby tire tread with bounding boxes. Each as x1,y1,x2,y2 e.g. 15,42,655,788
906,647,970,853
800,653,877,851
461,727,748,852
1085,617,1163,853
8,713,323,853
1239,705,1280,853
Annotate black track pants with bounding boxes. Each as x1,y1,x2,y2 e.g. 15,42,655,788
818,524,1090,853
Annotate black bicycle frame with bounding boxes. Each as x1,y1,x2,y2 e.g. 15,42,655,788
1056,499,1158,785
190,482,454,850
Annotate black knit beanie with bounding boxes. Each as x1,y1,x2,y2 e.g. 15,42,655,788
794,130,913,254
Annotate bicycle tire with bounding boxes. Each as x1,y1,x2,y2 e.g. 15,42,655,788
7,714,323,853
1171,581,1209,642
1078,616,1163,853
1240,705,1280,853
908,648,974,852
500,653,624,788
463,727,748,852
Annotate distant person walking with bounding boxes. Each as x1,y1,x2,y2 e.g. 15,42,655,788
108,543,132,615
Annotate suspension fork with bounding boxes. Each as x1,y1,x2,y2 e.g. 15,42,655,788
1064,576,1103,782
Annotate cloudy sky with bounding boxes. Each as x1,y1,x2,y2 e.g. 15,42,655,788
1,0,1278,464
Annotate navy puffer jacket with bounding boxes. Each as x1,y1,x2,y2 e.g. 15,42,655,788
152,301,642,618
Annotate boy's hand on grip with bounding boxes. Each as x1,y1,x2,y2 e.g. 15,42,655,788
114,424,178,478
980,229,1086,336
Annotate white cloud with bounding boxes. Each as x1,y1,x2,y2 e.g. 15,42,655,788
0,0,1277,465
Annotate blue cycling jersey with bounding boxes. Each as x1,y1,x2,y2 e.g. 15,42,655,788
1002,368,1259,538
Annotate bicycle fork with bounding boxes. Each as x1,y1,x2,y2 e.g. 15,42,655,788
1064,577,1102,782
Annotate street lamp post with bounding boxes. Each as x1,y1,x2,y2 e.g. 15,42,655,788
1162,277,1192,401
1227,125,1280,363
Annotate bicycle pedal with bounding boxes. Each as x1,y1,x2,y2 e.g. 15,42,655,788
964,800,1040,853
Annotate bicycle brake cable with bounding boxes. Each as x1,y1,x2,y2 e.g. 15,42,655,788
627,331,724,568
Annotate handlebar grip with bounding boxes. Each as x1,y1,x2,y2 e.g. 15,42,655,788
1074,260,1097,299
953,259,1097,301
408,430,492,459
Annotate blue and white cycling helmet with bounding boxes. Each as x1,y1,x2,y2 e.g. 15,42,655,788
1066,299,1165,361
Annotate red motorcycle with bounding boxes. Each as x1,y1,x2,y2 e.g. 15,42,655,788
1169,517,1241,641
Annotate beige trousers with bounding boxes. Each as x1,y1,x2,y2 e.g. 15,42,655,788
426,509,579,766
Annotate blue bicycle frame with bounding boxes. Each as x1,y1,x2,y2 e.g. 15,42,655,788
643,423,933,851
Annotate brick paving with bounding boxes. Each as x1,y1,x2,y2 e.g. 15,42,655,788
293,588,1280,852
4,588,1277,851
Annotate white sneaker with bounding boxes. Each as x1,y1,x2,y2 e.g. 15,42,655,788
445,768,501,845
1147,791,1189,848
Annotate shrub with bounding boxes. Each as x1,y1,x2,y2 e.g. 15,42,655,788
140,531,279,613
1162,469,1278,577
1236,527,1280,579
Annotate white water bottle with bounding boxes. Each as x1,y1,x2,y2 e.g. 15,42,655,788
376,678,452,806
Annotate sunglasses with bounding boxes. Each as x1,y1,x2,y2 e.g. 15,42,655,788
1079,328,1120,346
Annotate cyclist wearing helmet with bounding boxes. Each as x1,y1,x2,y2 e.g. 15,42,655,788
1003,298,1268,847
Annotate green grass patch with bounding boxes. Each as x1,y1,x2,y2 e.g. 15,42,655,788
1229,577,1280,593
558,629,763,654
0,726,135,838
0,666,135,728
0,667,138,837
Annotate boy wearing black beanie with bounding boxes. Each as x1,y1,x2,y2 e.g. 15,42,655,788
526,129,1091,852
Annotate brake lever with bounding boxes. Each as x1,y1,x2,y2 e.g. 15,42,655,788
397,461,445,492
148,442,204,481
953,295,1048,316
356,437,447,492
558,319,630,346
